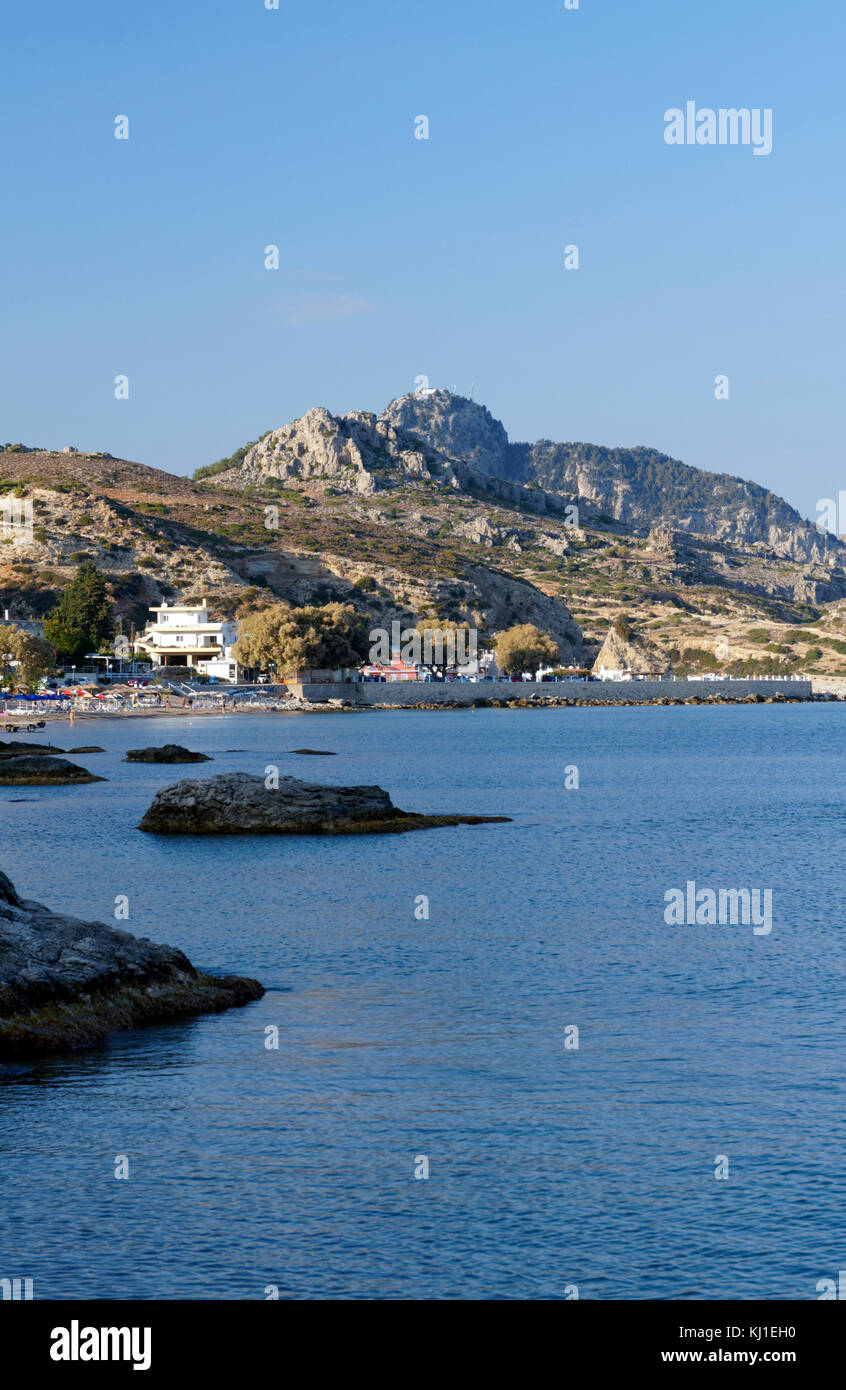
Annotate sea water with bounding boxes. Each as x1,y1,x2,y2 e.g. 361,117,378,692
1,705,844,1299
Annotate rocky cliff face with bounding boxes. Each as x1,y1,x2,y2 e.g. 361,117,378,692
518,439,837,565
380,391,842,568
381,389,512,476
228,408,429,496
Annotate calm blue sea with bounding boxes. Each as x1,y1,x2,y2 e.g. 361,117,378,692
1,705,844,1300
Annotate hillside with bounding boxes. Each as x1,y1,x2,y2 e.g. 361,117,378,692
0,446,584,661
4,390,846,679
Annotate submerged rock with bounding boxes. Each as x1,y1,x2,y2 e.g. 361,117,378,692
125,744,211,764
0,870,263,1060
139,771,510,836
0,755,104,785
67,745,105,753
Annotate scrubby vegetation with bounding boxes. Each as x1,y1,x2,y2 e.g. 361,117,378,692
192,433,273,481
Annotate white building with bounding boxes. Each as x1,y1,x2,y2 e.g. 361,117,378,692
1,610,45,639
135,600,240,679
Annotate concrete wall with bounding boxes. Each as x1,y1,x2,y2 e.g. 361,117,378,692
287,679,813,705
811,677,846,698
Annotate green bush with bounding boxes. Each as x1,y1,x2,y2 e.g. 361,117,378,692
193,430,273,481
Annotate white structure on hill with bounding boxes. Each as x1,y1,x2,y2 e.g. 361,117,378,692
1,610,45,639
135,600,240,679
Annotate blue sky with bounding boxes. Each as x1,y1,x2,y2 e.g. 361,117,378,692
1,0,844,520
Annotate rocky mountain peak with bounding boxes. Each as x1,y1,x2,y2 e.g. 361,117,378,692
380,389,511,475
231,407,435,496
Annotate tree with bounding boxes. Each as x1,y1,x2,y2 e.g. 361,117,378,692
415,619,473,675
0,627,57,688
494,623,559,675
44,561,112,664
233,602,369,676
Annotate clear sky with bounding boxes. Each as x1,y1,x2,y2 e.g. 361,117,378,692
1,0,844,521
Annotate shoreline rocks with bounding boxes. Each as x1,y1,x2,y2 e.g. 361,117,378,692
0,871,263,1060
139,771,510,835
125,744,212,763
0,755,105,785
332,692,825,711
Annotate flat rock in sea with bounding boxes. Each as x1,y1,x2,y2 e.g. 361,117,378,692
0,870,263,1060
0,740,64,759
0,755,105,785
67,745,105,753
291,748,336,755
139,771,511,836
125,744,211,764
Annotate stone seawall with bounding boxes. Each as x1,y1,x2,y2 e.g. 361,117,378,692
287,679,814,705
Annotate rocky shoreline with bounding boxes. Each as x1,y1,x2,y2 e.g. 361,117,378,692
364,691,834,710
0,871,263,1060
1,689,841,729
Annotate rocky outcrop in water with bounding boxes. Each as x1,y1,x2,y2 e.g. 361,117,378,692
0,755,104,785
0,871,263,1059
125,745,211,763
0,741,63,758
139,771,510,835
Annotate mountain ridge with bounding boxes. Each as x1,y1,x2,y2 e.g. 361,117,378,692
380,390,838,566
5,389,846,680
